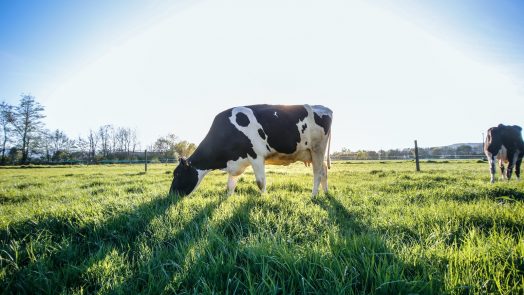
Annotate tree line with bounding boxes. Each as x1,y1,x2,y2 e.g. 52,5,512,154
0,95,196,164
331,144,483,160
2,94,483,165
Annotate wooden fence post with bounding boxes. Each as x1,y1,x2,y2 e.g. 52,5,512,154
145,150,148,173
414,140,420,171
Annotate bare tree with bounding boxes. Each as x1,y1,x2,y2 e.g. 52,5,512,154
117,127,130,154
39,129,53,162
98,125,112,157
0,101,14,163
130,128,139,153
12,95,46,163
50,129,70,154
87,129,98,163
109,125,119,153
75,136,89,161
43,129,74,161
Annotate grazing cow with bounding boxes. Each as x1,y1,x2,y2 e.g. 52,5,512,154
169,104,332,196
484,124,524,183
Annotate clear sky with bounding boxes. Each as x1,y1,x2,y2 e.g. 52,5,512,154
1,0,523,151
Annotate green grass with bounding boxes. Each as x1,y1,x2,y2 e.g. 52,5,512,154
1,161,523,294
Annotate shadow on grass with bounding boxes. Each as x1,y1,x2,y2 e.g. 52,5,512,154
1,190,448,294
428,186,524,204
310,193,444,294
0,193,186,293
133,192,446,294
105,194,257,294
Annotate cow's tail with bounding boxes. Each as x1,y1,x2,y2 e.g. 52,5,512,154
326,128,332,169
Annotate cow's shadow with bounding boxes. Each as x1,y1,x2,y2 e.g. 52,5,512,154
312,193,443,294
1,189,445,294
0,192,195,293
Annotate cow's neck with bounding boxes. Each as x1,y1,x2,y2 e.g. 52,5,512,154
187,153,211,192
192,169,210,193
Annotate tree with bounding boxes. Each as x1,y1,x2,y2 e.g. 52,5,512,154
356,150,369,160
430,147,443,157
50,129,70,154
367,150,379,160
386,149,402,159
174,140,197,158
98,125,112,157
11,95,46,163
456,145,473,155
87,129,98,162
109,125,119,153
39,129,53,162
130,128,139,153
153,133,184,162
0,101,14,164
8,147,22,163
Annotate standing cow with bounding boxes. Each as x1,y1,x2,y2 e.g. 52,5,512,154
484,124,524,183
169,104,332,196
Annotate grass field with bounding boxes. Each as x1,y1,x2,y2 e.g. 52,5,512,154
1,161,523,294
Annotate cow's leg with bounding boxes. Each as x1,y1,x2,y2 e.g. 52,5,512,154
311,149,326,197
499,159,506,180
227,174,239,195
488,154,496,183
516,155,522,181
251,159,266,193
320,161,328,193
506,151,516,180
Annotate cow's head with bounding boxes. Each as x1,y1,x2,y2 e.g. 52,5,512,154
169,158,198,196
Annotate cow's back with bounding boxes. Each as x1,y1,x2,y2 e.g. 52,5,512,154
190,104,332,170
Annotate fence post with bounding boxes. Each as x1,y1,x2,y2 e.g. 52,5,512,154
145,150,148,173
414,140,420,171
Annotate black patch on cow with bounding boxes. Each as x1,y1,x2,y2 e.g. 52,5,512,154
485,124,524,155
258,128,266,139
266,145,271,152
314,113,332,135
305,141,307,146
301,124,307,134
169,163,198,196
236,112,250,127
189,109,257,170
248,105,308,154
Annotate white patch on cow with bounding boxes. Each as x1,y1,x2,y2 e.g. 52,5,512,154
222,156,251,194
486,152,496,183
498,145,508,162
274,111,278,118
229,107,270,158
190,169,210,194
223,157,250,176
251,158,266,193
306,104,333,196
227,174,238,195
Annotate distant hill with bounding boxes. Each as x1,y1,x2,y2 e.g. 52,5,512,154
427,142,484,155
445,143,483,149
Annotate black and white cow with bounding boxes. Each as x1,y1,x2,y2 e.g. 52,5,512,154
484,124,524,183
169,104,333,196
